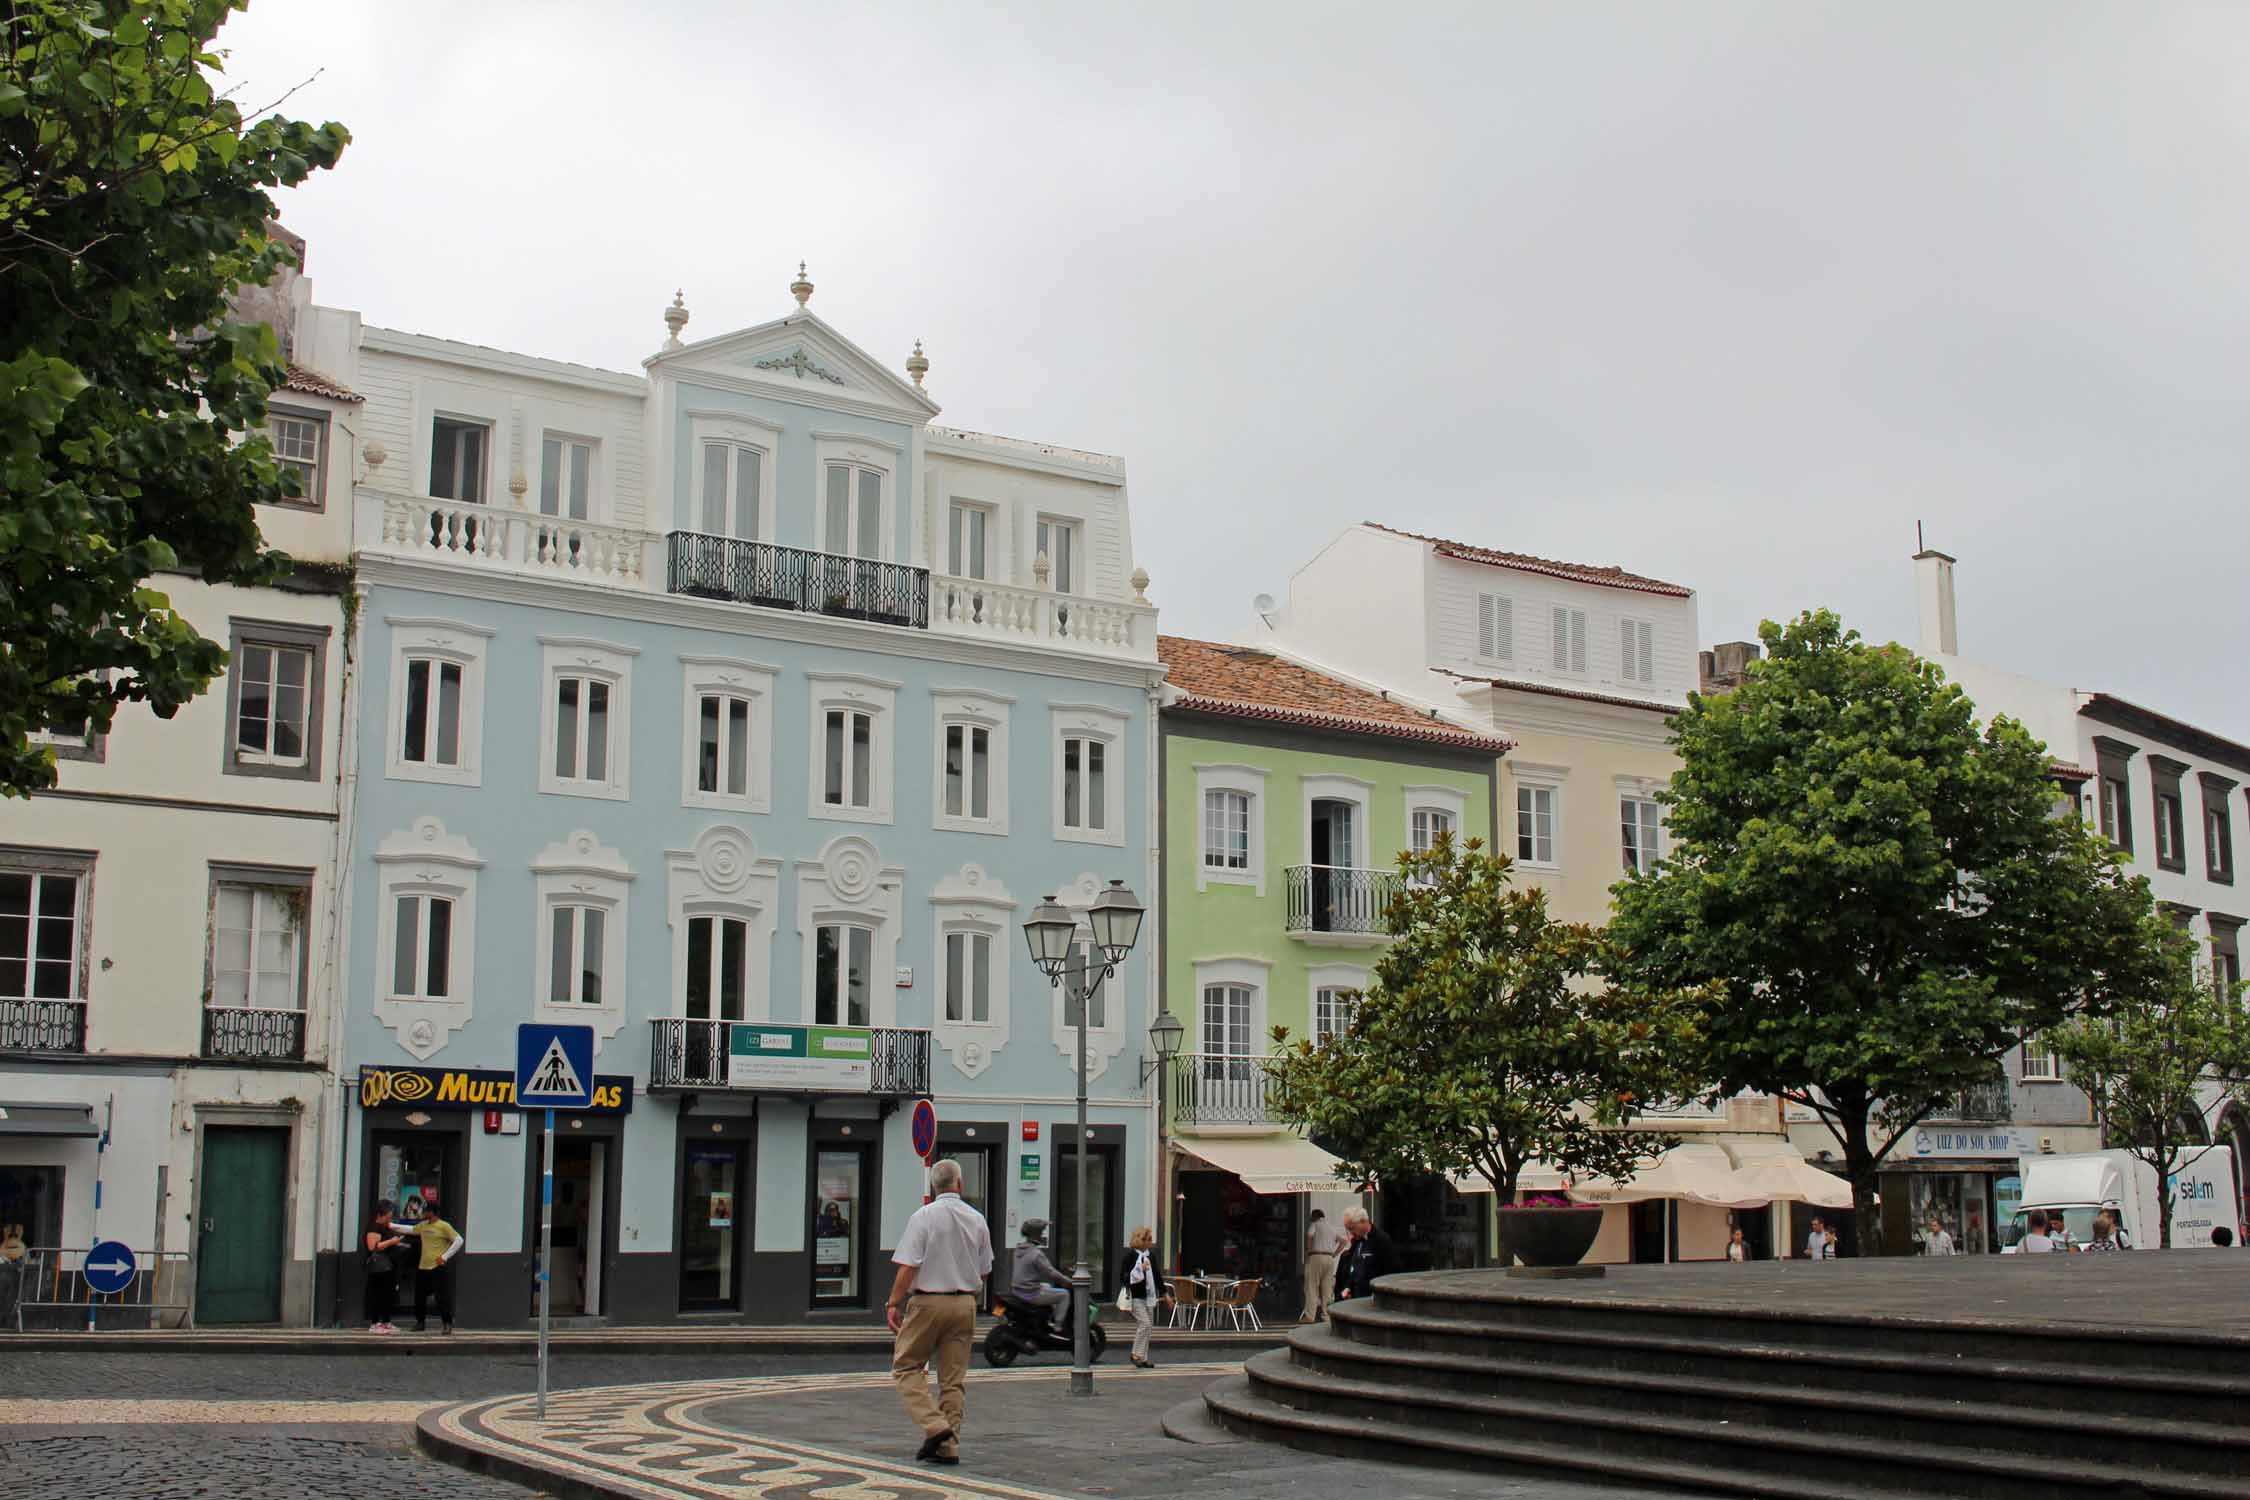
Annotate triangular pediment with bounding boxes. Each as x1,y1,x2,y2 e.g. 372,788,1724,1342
649,310,939,421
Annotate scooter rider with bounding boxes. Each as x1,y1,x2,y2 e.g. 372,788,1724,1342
1010,1219,1072,1336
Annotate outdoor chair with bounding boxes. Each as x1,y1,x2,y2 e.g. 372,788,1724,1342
1218,1276,1263,1331
1167,1278,1203,1330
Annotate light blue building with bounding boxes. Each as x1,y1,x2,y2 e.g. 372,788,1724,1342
339,272,1163,1322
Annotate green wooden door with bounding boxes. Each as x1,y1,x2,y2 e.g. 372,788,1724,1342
196,1127,287,1324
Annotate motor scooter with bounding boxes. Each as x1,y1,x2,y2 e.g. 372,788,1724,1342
981,1292,1108,1366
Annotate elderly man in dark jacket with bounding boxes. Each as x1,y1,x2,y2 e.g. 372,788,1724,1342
1332,1207,1399,1302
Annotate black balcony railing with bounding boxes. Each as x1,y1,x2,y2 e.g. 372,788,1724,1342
1949,1082,2012,1123
649,1018,931,1096
1168,1051,1280,1127
201,1007,306,1062
667,532,930,629
1283,865,1401,936
0,999,86,1054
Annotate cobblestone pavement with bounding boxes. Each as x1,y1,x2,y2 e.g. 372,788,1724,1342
0,1426,544,1500
10,1348,878,1401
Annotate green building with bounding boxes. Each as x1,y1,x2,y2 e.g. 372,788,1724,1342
1155,635,1507,1319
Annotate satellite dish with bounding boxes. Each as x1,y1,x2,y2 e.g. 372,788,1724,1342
1253,593,1276,616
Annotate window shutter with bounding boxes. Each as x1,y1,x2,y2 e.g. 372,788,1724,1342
1551,607,1570,672
1553,607,1586,674
1620,620,1639,683
1479,593,1512,660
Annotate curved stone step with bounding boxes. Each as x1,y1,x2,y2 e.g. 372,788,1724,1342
1240,1349,2250,1500
1204,1372,1933,1500
1285,1322,2250,1477
1327,1298,2250,1426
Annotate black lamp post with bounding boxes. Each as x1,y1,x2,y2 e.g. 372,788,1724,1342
1140,1011,1186,1291
1024,879,1144,1397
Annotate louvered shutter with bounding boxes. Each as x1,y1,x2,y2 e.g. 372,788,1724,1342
1553,607,1586,673
1620,620,1640,683
1551,607,1571,672
1571,611,1586,673
1479,593,1513,660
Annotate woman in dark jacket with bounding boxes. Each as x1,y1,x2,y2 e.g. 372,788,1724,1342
363,1200,407,1334
1121,1225,1167,1368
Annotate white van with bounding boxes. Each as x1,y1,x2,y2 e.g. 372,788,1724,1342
2002,1147,2238,1249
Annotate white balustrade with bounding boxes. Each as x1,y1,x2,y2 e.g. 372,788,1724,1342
929,573,1156,659
370,490,651,587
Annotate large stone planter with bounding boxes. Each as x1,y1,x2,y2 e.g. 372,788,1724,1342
1496,1205,1603,1268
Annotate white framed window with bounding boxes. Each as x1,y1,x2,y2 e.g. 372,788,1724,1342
1512,763,1568,870
824,463,886,560
540,434,596,520
666,824,781,1024
225,619,328,781
948,501,992,580
813,922,875,1026
266,407,327,509
930,864,1019,1078
1411,807,1455,854
1053,704,1129,847
1621,796,1663,874
0,854,90,1003
806,673,898,824
1619,618,1655,685
932,688,1013,836
686,410,781,540
539,637,636,801
680,656,777,814
1550,606,1587,675
373,819,482,1059
208,871,309,1012
1202,982,1255,1058
2020,1039,2061,1081
1308,962,1369,1046
1476,592,1513,662
385,617,491,788
429,415,489,503
1403,784,1470,874
798,834,903,1029
1037,515,1081,593
1205,791,1251,871
531,830,632,1041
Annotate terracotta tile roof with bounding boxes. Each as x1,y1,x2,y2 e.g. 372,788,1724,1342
1159,636,1510,754
1435,667,1680,715
1365,522,1690,597
2048,761,2094,782
281,361,363,403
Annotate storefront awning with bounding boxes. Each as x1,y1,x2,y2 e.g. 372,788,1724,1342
1721,1140,1855,1209
0,1101,99,1138
1568,1142,1769,1208
1176,1134,1350,1195
1445,1160,1566,1195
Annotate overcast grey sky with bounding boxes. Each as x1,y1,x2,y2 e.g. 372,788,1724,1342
222,1,2250,743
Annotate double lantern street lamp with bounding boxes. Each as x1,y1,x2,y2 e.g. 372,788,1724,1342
1023,879,1146,1397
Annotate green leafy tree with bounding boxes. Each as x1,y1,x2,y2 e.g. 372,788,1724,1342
1267,835,1714,1204
2039,919,2250,1248
1608,611,2162,1253
0,0,349,796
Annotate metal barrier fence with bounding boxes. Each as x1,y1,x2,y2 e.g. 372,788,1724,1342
5,1247,191,1331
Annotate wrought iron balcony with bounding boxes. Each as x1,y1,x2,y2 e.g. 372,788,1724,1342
0,999,86,1054
648,1018,931,1096
201,1007,306,1062
667,532,930,629
1283,865,1401,938
1947,1082,2012,1123
1168,1052,1281,1128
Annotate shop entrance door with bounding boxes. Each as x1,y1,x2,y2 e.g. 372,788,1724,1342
542,1138,607,1317
948,1143,1002,1305
1629,1199,1668,1264
196,1126,287,1324
812,1144,870,1307
679,1143,744,1312
372,1133,460,1233
1053,1143,1120,1294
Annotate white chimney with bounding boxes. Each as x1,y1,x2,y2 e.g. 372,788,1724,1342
1914,548,1958,657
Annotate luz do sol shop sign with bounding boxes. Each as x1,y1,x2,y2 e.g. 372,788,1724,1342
359,1065,633,1114
728,1024,872,1091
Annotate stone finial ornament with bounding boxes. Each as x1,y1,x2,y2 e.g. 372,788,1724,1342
1130,566,1150,604
508,470,528,507
905,338,928,387
663,289,690,349
1032,549,1051,588
362,440,387,476
790,261,814,308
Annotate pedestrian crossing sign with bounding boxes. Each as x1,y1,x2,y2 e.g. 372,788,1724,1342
515,1023,596,1109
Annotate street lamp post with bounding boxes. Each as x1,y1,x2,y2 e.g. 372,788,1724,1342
1139,1011,1186,1293
1024,879,1145,1398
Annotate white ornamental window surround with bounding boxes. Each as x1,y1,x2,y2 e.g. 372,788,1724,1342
531,830,634,1046
666,824,781,1022
373,818,484,1060
812,433,899,562
1190,956,1273,1078
1047,871,1135,1080
947,500,994,580
1512,762,1569,871
929,865,1019,1080
680,655,779,814
1306,962,1370,1045
539,637,638,802
686,410,781,541
386,617,493,788
807,672,900,825
932,687,1014,836
539,432,598,521
1053,703,1129,847
1194,763,1269,894
795,834,904,1029
1403,782,1468,884
1300,773,1376,869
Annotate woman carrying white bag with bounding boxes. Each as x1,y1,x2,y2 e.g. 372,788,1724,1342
1117,1225,1167,1368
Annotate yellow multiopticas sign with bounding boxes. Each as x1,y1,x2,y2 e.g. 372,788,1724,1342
358,1067,630,1113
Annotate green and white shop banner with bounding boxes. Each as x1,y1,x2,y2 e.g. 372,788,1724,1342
727,1024,873,1091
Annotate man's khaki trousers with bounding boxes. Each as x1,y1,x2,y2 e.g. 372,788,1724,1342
892,1292,975,1449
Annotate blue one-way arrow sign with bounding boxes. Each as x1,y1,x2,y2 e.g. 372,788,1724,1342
82,1239,136,1296
516,1023,596,1109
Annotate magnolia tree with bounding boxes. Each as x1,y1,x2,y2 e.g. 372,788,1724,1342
1608,611,2162,1254
1267,835,1712,1204
2039,918,2250,1248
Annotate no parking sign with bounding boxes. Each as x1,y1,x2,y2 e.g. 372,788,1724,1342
911,1099,938,1161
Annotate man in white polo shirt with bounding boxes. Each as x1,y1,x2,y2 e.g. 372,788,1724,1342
885,1158,994,1466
